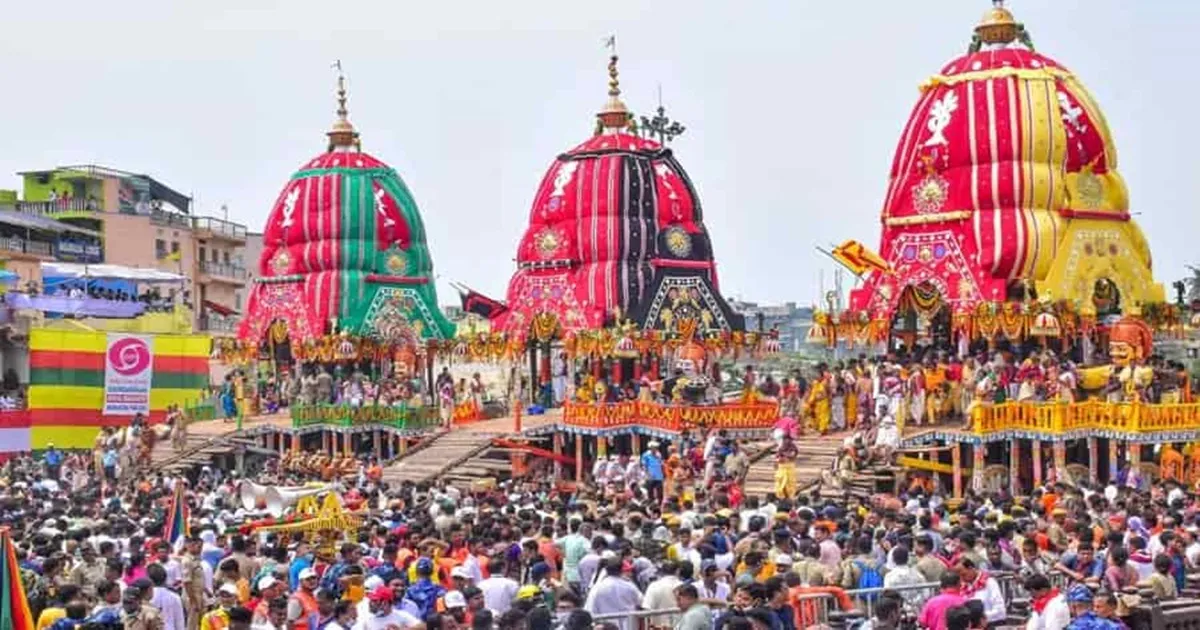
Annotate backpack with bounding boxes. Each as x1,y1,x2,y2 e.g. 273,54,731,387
853,559,884,599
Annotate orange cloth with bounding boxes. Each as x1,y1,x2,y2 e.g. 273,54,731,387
289,591,318,630
925,366,946,393
790,586,854,629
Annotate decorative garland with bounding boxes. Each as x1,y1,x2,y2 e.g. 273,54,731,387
807,300,1185,346
216,327,784,365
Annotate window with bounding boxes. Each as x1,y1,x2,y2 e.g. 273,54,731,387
223,251,230,264
155,239,166,259
170,241,180,254
211,249,218,263
198,246,206,264
235,291,242,310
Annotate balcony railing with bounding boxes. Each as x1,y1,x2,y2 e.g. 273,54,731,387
193,216,247,241
198,315,239,332
969,400,1200,439
0,235,55,258
199,260,248,280
149,208,192,229
562,401,781,433
16,198,102,215
290,404,441,430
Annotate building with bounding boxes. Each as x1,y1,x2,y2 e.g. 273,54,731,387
4,164,249,336
729,300,813,353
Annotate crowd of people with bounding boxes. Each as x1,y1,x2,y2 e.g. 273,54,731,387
3,409,1198,630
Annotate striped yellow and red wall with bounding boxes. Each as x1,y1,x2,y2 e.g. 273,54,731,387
21,329,211,450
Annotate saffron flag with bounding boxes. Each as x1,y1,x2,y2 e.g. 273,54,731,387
831,240,890,276
163,480,189,546
0,529,35,630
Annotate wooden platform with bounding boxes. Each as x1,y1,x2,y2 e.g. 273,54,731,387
742,434,846,498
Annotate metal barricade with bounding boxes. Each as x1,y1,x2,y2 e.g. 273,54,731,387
590,608,684,630
588,571,1066,630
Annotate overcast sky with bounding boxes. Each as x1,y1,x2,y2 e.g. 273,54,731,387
1,1,1196,307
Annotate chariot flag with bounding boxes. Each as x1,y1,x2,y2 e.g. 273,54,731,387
830,240,890,276
0,528,35,630
163,479,189,546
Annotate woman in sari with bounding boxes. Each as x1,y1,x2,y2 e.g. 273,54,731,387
806,366,831,435
774,435,799,499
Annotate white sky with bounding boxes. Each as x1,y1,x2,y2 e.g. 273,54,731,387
1,0,1196,306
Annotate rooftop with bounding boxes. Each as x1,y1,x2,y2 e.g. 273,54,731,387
18,164,192,214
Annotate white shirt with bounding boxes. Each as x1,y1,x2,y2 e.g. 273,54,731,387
585,575,643,630
151,586,186,630
461,553,484,584
968,577,1007,624
642,575,681,618
882,565,926,607
478,575,520,614
1186,541,1200,568
351,609,422,630
695,580,730,602
1025,593,1070,630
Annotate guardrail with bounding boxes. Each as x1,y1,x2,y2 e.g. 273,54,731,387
16,198,101,214
198,316,238,333
0,235,55,258
973,400,1200,438
562,400,779,433
199,260,248,280
149,208,192,229
591,572,1071,630
193,216,248,240
290,403,441,430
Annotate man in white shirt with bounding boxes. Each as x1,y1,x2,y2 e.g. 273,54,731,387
477,558,519,615
881,547,926,608
641,563,682,625
1024,574,1069,630
585,559,643,630
592,457,609,485
351,586,421,630
148,564,186,630
959,559,1006,626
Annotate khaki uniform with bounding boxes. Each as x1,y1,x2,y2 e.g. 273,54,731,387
915,555,945,582
791,558,828,586
124,606,165,630
180,555,208,630
69,558,107,597
228,552,259,584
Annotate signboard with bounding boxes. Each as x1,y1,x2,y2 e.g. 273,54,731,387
103,334,154,415
55,239,103,263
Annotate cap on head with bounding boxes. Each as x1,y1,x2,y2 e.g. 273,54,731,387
368,586,394,602
1067,585,1094,603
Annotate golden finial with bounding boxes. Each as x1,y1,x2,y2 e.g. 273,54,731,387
596,35,632,133
975,0,1019,46
327,60,360,152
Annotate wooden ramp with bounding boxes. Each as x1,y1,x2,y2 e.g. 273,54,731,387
381,430,498,485
743,436,844,498
145,428,276,476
